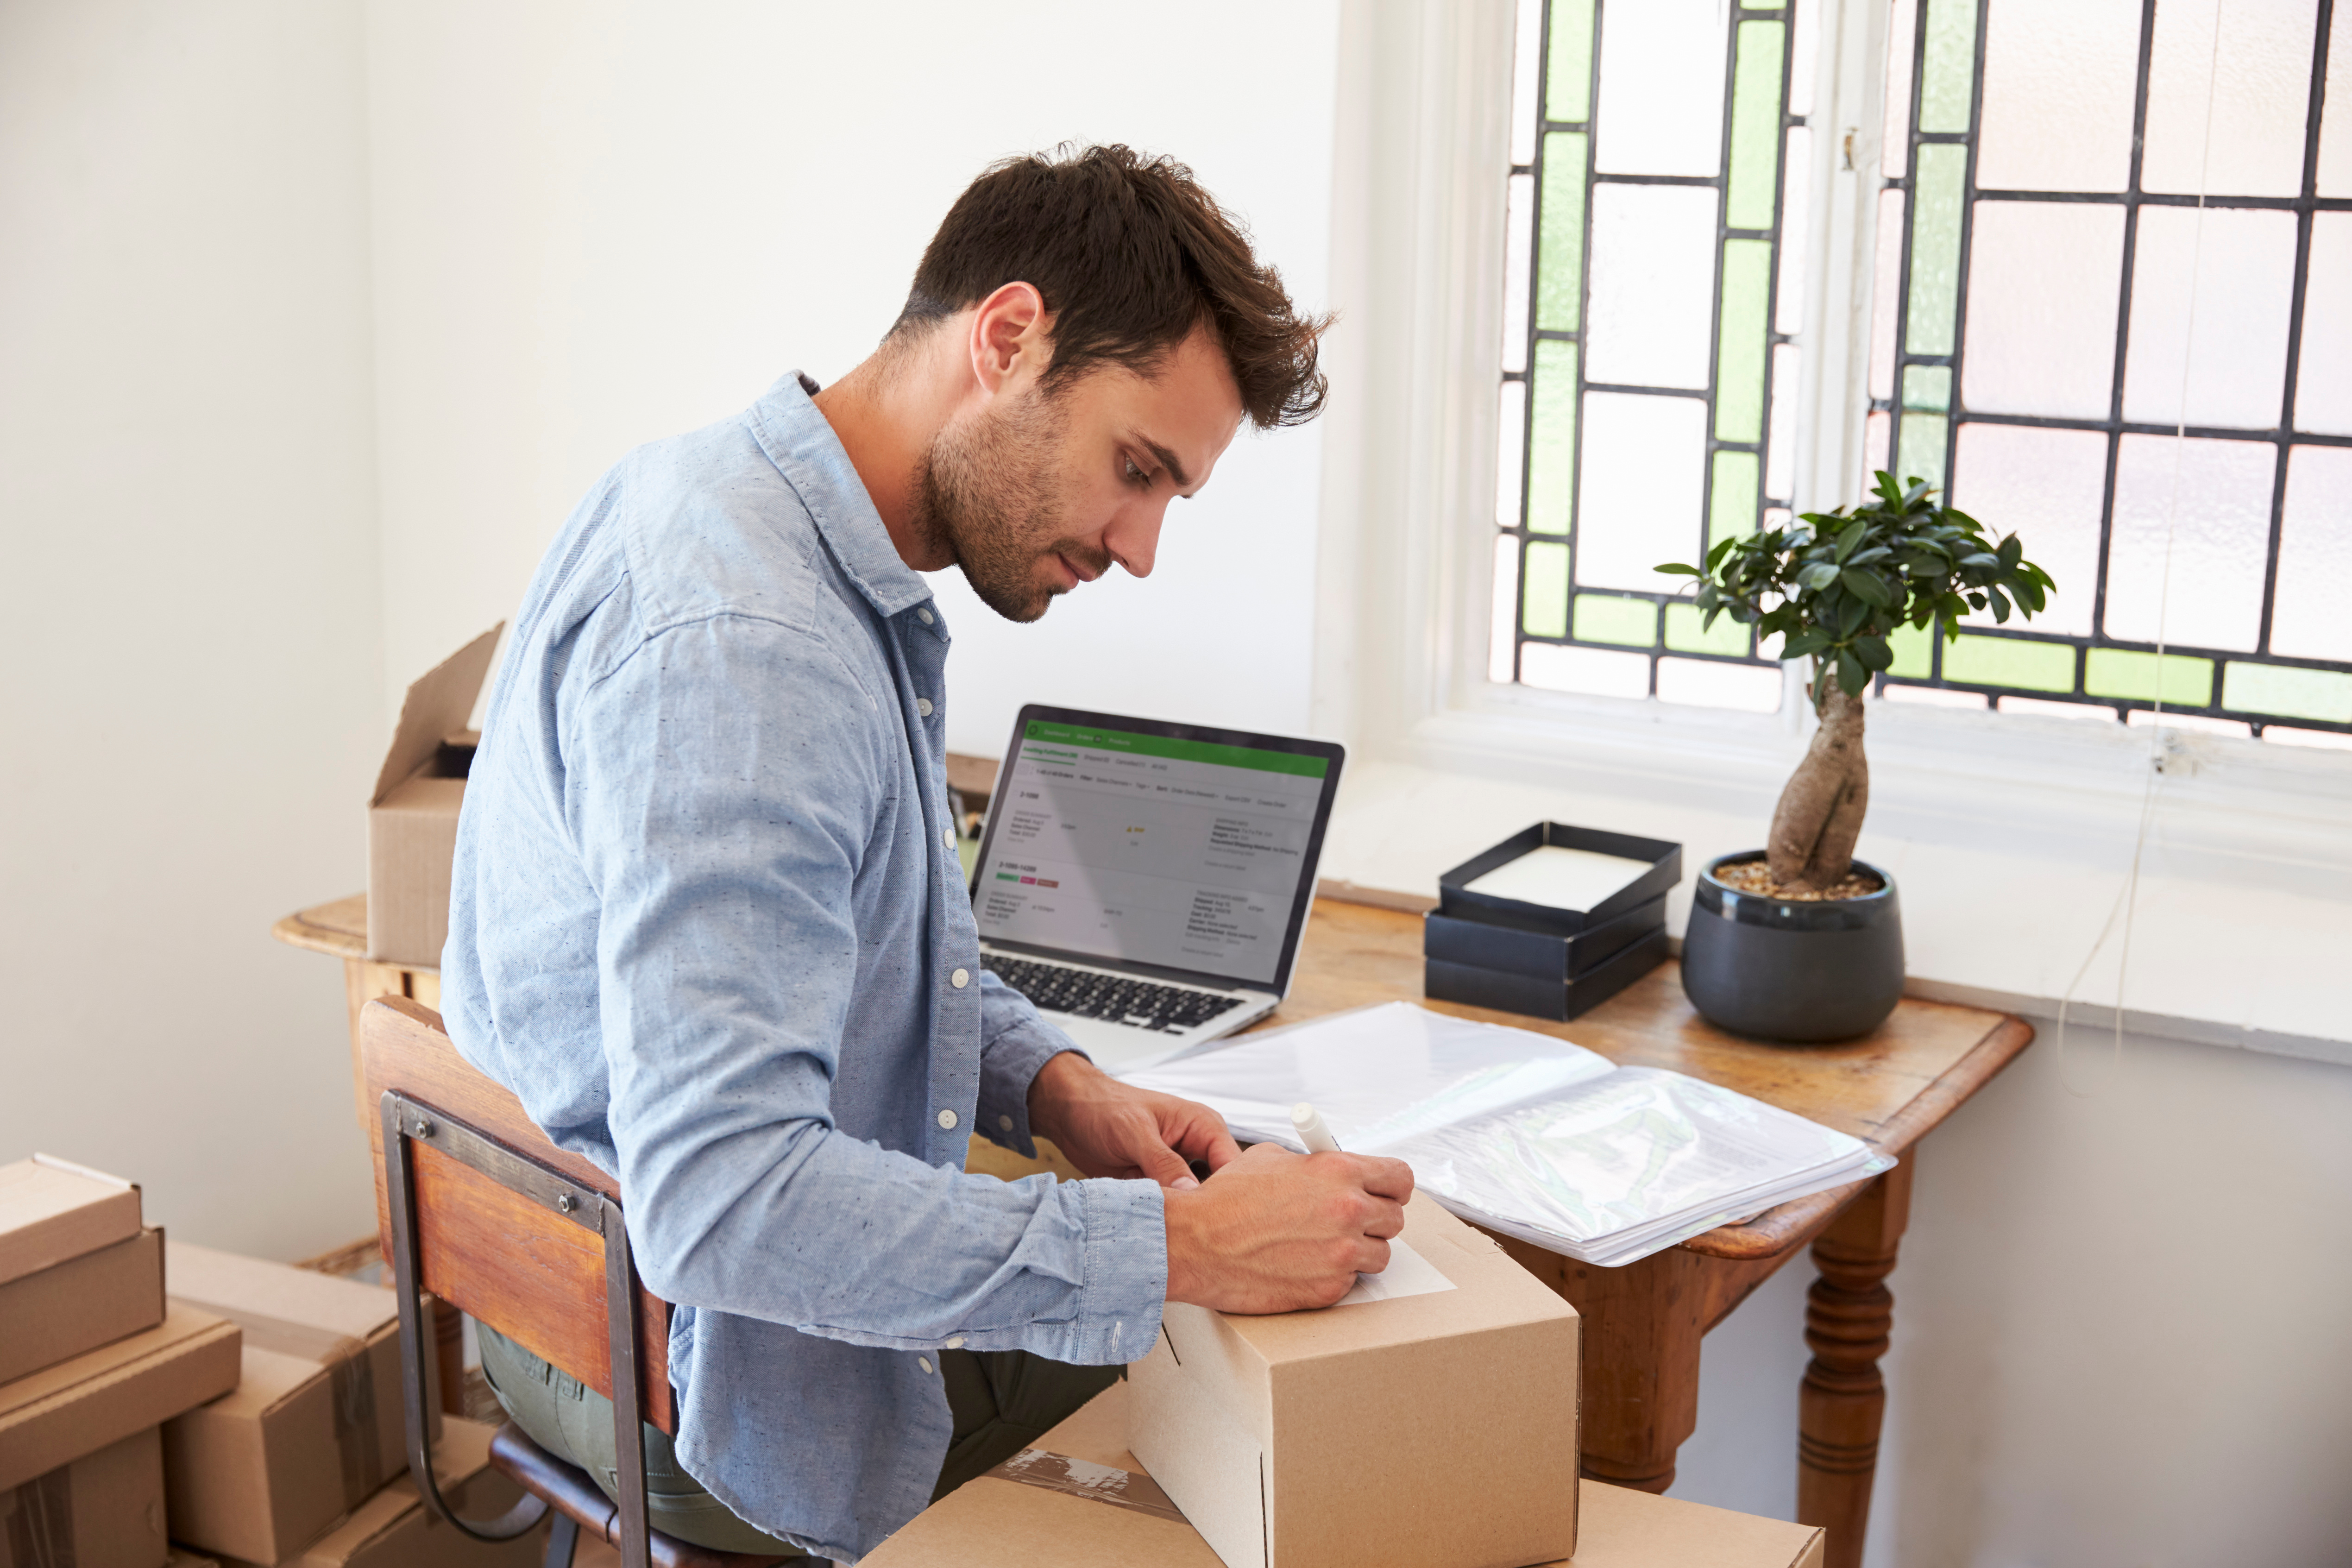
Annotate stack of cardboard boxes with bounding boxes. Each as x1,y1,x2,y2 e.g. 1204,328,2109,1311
1,1156,239,1568
2,1157,539,1568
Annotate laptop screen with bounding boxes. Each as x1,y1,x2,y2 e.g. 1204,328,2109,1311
970,709,1345,990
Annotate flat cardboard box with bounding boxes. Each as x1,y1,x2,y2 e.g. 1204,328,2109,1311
0,1305,242,1494
161,1245,422,1565
217,1418,539,1568
0,1229,166,1387
0,1427,171,1568
366,626,501,966
865,1381,1824,1568
0,1156,144,1289
1128,1193,1579,1568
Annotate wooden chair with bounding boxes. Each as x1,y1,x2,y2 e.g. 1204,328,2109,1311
361,995,798,1568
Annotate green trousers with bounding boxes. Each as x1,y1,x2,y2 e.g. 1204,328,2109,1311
477,1324,1118,1556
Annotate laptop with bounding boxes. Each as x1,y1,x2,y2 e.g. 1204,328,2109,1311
968,705,1347,1076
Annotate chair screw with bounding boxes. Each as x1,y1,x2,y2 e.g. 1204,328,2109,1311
556,1194,577,1214
411,1118,435,1139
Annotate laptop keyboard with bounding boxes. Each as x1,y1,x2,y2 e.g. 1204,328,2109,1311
982,956,1246,1033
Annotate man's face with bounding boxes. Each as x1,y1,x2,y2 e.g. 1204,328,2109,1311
913,324,1245,623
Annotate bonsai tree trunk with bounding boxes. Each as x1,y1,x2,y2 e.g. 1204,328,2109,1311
1767,684,1868,890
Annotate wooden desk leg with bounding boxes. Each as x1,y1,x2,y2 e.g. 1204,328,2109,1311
1490,1237,1711,1493
1798,1157,1915,1568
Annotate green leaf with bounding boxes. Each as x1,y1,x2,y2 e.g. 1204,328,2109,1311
1997,533,2022,569
1841,567,1896,607
1655,562,1701,575
1838,593,1871,636
1783,628,1832,658
1987,585,2012,623
1797,561,1842,592
1706,535,1741,570
1854,634,1893,671
1832,520,1870,563
1836,649,1868,695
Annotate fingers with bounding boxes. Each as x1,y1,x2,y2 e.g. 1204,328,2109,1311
1348,1235,1392,1276
1132,1137,1200,1191
1346,1152,1415,1203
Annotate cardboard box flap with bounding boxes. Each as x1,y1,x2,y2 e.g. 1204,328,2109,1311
1573,1480,1824,1568
371,625,501,805
0,1302,241,1491
0,1155,143,1288
167,1242,398,1355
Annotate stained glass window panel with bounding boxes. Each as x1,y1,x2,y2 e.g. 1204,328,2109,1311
1586,184,1719,389
1571,390,1703,592
1949,423,2106,637
2140,0,2318,199
1715,240,1774,442
2085,649,2215,706
1521,642,1651,699
1943,635,2075,692
1574,594,1659,647
1709,450,1761,550
1975,0,2140,193
2120,207,2297,431
2320,13,2352,195
1665,602,1750,657
1881,0,1917,178
1915,0,1978,133
2224,663,2352,725
1545,0,1596,124
2292,214,2352,436
1724,23,1787,231
2102,435,2275,652
1593,0,1729,176
1868,190,1904,400
1501,175,1535,374
1575,392,1708,591
1657,658,1784,712
1495,380,1528,529
1510,0,1545,167
1905,145,1968,356
1526,341,1578,534
2270,446,2352,662
1522,539,1571,639
1536,134,1589,334
1960,201,2125,418
1767,345,1801,499
1491,535,1521,682
1776,127,1812,334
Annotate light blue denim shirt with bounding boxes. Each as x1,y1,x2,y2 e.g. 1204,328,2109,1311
440,372,1168,1562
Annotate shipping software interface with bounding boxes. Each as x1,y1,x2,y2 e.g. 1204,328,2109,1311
975,721,1330,988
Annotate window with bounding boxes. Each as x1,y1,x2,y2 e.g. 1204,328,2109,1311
1489,0,2352,748
1493,0,1817,717
1866,0,2352,746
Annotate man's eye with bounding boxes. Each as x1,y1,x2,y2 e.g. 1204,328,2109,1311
1124,457,1151,487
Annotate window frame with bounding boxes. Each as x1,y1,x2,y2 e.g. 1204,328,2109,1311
1314,0,2352,837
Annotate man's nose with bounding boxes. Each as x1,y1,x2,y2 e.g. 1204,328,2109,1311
1104,500,1166,579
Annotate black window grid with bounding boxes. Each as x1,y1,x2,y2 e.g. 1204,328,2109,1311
1499,0,1803,698
1874,0,2352,736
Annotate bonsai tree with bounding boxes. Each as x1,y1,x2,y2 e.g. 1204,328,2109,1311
1659,472,2056,893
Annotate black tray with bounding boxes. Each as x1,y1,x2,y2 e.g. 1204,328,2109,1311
1423,893,1667,981
1436,822,1682,934
1424,927,1672,1023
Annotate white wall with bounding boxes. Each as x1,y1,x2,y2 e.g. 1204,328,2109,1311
361,0,1341,753
0,2,385,1258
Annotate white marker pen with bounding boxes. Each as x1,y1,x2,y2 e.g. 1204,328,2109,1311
1291,1102,1342,1154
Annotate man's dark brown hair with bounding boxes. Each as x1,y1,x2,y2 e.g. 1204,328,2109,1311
893,144,1329,430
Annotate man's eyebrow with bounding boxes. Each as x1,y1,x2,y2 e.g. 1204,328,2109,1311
1135,434,1193,491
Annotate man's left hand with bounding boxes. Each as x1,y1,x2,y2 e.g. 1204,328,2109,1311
1025,1051,1240,1190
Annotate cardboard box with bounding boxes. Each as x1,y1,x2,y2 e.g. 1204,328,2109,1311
865,1381,1824,1568
0,1229,167,1388
0,1157,144,1289
1128,1193,1579,1568
160,1246,422,1565
0,1306,242,1494
217,1418,539,1568
0,1427,171,1568
367,627,501,966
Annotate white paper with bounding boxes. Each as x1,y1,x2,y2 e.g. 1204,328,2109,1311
1461,844,1651,911
1331,1238,1456,1307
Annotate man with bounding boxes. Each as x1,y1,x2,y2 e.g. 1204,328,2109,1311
442,145,1414,1562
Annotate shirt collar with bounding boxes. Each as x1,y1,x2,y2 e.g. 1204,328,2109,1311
746,371,936,621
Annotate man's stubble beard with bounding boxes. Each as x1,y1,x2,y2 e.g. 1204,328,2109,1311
910,386,1111,624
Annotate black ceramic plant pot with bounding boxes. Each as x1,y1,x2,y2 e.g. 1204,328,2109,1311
1680,852,1904,1043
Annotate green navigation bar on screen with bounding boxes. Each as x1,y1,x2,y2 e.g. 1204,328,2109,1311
1021,720,1328,779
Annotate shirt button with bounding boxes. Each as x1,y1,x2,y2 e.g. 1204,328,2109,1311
942,827,957,849
917,698,934,716
945,1335,966,1350
918,609,935,625
918,1356,934,1374
937,1108,958,1129
998,1114,1014,1133
951,968,969,989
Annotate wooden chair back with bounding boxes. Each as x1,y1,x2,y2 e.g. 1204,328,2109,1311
360,995,673,1432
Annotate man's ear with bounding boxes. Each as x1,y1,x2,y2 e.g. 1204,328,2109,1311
967,282,1050,397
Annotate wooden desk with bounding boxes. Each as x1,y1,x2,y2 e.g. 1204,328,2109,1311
278,891,2029,1568
1268,898,2030,1568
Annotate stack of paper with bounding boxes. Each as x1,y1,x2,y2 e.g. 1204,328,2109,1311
1123,1002,1893,1267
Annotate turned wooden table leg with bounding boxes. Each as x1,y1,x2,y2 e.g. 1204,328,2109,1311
1799,1157,1915,1568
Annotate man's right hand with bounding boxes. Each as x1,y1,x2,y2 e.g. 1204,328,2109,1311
1162,1142,1415,1314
